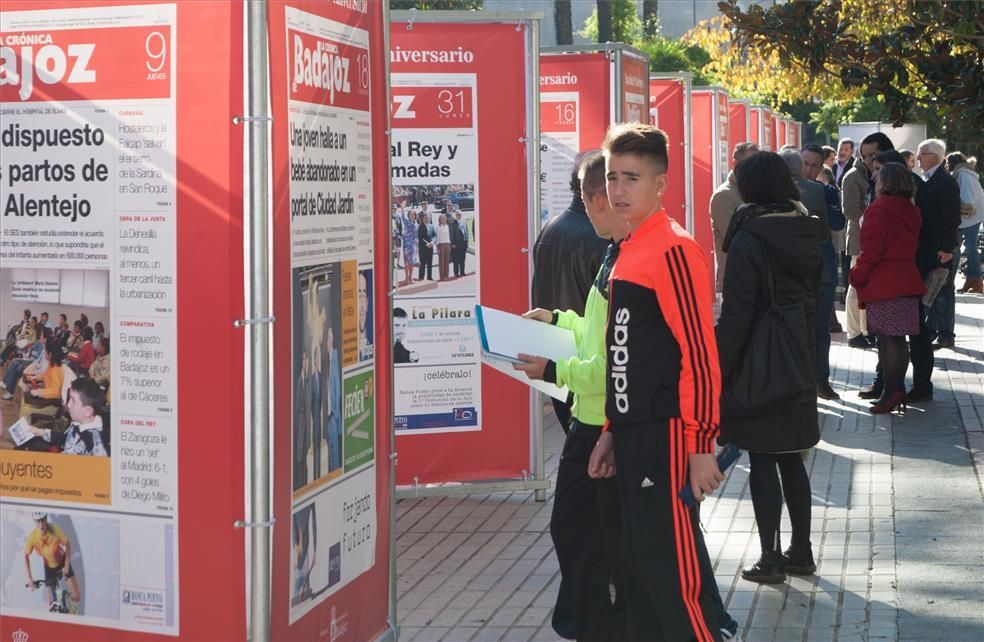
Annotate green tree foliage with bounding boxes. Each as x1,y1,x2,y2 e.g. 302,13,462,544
717,0,984,128
579,0,641,43
635,36,713,84
390,0,482,9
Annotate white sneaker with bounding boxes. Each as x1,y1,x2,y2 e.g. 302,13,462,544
1,392,13,400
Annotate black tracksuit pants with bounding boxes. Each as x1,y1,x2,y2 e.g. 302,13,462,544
550,420,626,642
613,419,722,642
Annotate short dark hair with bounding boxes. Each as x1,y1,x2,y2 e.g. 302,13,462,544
736,152,801,206
570,150,596,196
839,138,855,151
877,162,915,198
802,144,825,159
46,339,64,365
874,150,906,167
602,123,669,174
82,326,94,342
59,314,67,322
578,151,606,198
733,142,759,163
70,377,105,413
860,132,894,153
99,337,110,354
946,151,967,172
899,149,914,162
393,307,408,319
822,145,836,159
73,320,83,330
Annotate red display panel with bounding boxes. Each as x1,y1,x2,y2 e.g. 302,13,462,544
762,108,774,151
691,88,728,299
778,119,788,149
389,22,533,485
770,113,779,151
620,53,649,123
749,107,761,146
728,101,749,170
539,52,611,220
540,53,610,151
649,77,688,228
268,1,392,640
0,1,246,640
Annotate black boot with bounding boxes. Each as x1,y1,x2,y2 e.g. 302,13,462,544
782,547,816,575
741,551,786,584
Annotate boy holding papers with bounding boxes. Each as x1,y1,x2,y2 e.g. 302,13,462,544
514,151,627,641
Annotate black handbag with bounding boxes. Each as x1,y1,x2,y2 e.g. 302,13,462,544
723,238,815,418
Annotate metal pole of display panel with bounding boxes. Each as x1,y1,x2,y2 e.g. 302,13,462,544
613,47,623,123
682,75,694,234
390,11,550,501
540,42,648,59
382,2,400,641
529,16,546,503
245,0,272,640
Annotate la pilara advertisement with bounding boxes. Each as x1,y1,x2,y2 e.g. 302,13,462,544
0,3,179,636
390,65,482,437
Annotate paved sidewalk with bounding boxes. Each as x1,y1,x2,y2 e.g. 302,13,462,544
396,294,984,642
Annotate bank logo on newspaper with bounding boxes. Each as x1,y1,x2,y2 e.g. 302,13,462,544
10,629,28,642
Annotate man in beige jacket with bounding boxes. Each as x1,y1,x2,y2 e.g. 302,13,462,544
841,148,874,347
710,142,759,294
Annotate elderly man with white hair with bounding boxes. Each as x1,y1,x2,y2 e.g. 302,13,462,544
915,139,962,358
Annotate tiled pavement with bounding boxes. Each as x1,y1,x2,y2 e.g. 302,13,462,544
395,294,984,642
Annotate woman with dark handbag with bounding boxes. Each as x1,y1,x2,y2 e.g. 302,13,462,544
716,152,825,585
849,163,925,413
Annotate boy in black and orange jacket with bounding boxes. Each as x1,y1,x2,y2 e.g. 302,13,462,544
589,123,724,642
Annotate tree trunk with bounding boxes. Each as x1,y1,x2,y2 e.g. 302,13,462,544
642,0,659,37
554,0,573,45
597,0,614,43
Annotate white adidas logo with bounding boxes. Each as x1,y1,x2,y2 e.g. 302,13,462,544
640,477,654,488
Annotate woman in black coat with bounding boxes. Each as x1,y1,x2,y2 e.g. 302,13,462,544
716,152,824,584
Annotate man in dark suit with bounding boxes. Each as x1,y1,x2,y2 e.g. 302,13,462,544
834,138,855,188
779,149,843,399
800,145,847,400
917,139,962,354
417,213,435,281
450,210,469,277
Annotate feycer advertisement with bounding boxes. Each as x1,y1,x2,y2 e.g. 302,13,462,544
391,72,481,435
283,5,377,624
0,4,178,635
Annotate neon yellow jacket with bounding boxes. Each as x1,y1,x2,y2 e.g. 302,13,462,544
550,243,617,427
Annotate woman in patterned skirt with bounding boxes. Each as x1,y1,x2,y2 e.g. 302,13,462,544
850,162,926,413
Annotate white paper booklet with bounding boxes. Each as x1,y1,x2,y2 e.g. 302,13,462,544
7,417,34,447
476,305,577,401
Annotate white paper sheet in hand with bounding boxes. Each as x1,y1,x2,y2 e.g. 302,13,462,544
476,305,577,401
476,306,577,362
